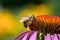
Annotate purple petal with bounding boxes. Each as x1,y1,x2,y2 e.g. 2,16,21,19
44,33,51,40
52,34,58,40
22,33,30,40
58,34,60,39
14,31,30,40
29,31,38,40
21,31,35,40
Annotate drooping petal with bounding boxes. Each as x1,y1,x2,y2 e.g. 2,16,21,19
52,34,58,40
14,31,38,40
21,31,35,40
44,33,51,40
22,33,30,40
29,31,38,40
58,34,60,39
14,31,30,40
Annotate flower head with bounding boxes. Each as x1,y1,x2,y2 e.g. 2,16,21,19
14,15,60,40
14,31,60,40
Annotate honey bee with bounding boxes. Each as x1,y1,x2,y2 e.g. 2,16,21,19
20,15,60,34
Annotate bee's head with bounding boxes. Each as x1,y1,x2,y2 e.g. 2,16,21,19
20,15,36,28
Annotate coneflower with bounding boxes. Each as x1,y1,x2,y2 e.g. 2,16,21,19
14,15,60,40
14,31,60,40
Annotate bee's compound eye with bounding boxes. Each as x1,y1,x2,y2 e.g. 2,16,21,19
23,21,27,28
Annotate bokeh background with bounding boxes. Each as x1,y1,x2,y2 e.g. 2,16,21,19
0,0,60,40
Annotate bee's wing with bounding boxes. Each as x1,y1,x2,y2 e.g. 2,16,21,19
19,17,29,22
19,14,34,22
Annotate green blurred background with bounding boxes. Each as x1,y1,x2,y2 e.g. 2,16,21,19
0,0,60,40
